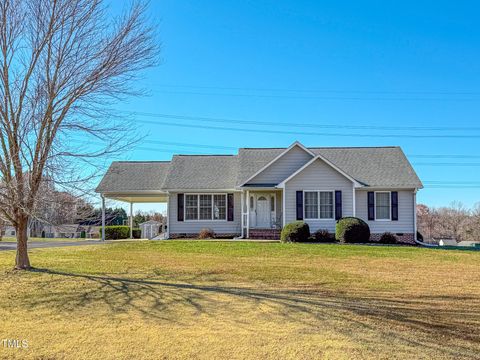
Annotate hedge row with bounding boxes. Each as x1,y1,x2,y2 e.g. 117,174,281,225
280,217,409,244
99,226,141,240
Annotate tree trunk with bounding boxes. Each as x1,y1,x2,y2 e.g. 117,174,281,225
15,218,31,270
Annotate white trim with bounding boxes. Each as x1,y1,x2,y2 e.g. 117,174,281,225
246,190,250,238
239,141,315,186
184,193,228,222
282,188,286,228
352,185,356,217
278,155,362,187
164,188,239,192
374,191,391,221
413,188,418,240
303,190,335,220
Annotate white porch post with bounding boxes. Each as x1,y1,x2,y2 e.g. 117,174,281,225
352,185,356,217
246,190,250,238
166,193,170,239
240,190,244,238
101,195,106,241
129,202,133,239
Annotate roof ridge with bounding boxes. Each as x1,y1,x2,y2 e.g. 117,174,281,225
114,160,171,163
174,154,235,157
241,146,400,150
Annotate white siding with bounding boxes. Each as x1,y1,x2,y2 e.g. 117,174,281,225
284,158,354,232
168,192,241,235
249,146,313,184
355,190,415,233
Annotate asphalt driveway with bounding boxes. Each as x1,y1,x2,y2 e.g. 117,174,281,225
0,240,106,251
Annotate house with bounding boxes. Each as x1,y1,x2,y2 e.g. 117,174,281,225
96,141,423,243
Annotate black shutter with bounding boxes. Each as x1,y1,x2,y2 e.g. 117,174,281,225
227,193,234,221
177,193,184,222
367,192,375,220
296,191,303,220
391,191,398,221
335,190,342,220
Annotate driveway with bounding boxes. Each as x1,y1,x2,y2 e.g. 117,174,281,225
0,240,106,251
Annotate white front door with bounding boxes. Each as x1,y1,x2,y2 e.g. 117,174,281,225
256,196,270,228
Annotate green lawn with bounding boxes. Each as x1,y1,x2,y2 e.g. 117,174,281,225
1,241,479,359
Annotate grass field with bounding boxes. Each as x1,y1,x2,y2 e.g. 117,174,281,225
1,241,479,359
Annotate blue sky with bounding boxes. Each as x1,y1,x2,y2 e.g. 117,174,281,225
107,0,480,212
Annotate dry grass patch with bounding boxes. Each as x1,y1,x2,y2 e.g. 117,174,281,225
1,241,480,359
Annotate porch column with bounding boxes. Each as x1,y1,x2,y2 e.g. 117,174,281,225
166,193,170,238
246,190,250,238
240,190,244,238
129,202,133,239
101,195,106,241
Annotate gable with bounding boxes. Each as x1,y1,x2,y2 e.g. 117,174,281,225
280,156,357,187
245,145,313,185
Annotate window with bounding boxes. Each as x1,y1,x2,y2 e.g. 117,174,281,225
375,192,391,220
250,196,254,209
185,194,198,220
270,196,275,212
304,191,318,219
304,191,334,219
319,192,333,219
199,195,212,220
185,194,227,221
213,194,226,220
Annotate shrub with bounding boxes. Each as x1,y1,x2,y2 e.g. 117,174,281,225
198,228,215,239
100,226,130,240
416,231,424,242
281,221,310,243
378,232,397,244
335,217,370,243
132,228,141,239
312,229,335,242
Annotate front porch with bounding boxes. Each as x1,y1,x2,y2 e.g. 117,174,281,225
241,187,283,239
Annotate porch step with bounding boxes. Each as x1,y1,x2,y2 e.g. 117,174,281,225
249,229,281,240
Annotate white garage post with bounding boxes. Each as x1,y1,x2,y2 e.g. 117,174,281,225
129,202,133,239
101,195,106,241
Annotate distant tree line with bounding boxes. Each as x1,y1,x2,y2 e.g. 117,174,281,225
417,202,480,241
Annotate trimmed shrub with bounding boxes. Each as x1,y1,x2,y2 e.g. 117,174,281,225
416,231,424,242
198,228,215,239
378,232,397,244
312,229,335,243
132,228,141,239
100,226,130,240
335,217,370,243
281,221,310,243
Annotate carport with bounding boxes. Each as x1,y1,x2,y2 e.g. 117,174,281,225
95,161,170,240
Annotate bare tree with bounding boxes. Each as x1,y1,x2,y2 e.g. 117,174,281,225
0,0,158,269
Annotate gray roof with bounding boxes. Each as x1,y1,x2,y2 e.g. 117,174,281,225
162,155,238,189
96,145,422,193
95,161,170,193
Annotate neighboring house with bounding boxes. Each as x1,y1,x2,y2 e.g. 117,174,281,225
41,224,98,238
1,225,17,237
96,141,423,243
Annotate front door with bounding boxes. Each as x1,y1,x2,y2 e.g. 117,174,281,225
256,196,270,228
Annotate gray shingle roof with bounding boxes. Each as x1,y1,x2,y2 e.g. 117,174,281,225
96,145,422,193
161,155,238,189
95,161,170,193
311,147,423,187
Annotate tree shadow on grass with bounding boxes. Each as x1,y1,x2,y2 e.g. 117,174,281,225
24,268,480,359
